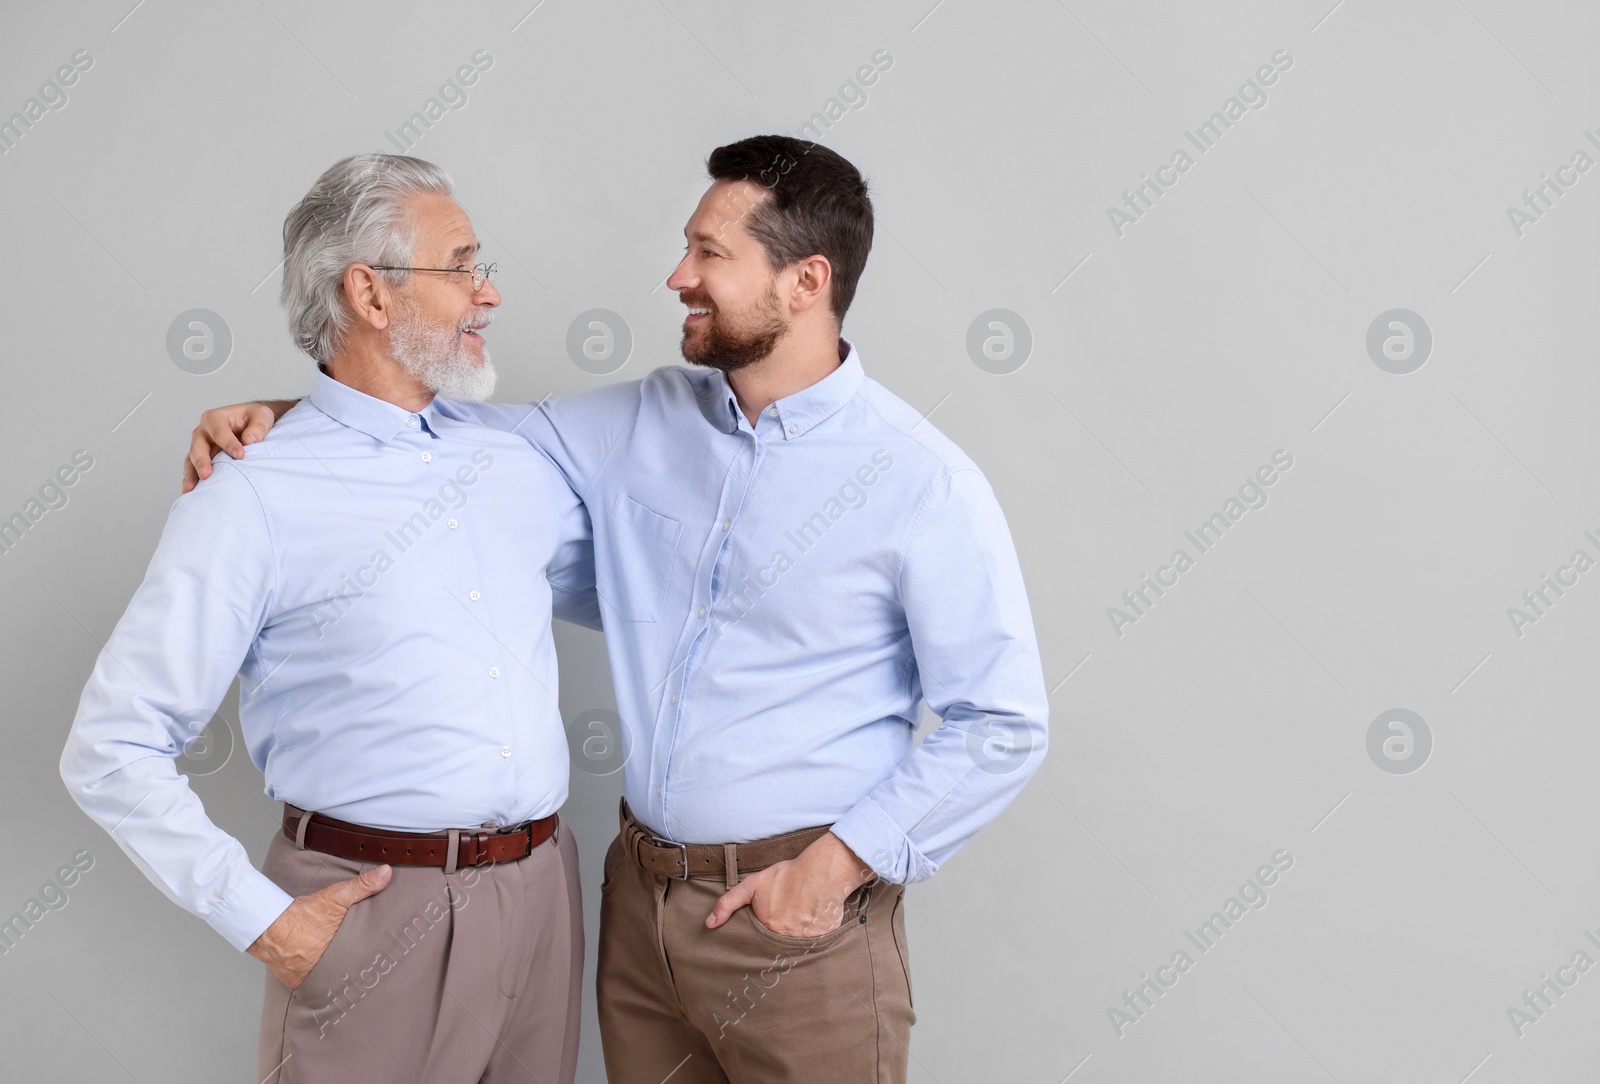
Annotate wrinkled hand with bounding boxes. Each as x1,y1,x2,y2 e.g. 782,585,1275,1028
706,833,875,938
181,400,297,493
247,865,391,990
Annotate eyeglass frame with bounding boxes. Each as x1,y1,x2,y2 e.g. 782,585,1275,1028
366,261,498,292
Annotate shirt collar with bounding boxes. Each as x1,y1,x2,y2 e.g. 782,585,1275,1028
702,371,742,434
700,338,865,439
773,339,863,440
309,365,441,442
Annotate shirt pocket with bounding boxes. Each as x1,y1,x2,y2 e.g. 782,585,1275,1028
600,494,682,622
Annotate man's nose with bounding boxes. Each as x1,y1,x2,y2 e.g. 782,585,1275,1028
665,258,695,292
476,280,502,307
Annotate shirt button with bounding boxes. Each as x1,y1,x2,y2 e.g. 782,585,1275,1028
721,519,731,531
406,416,417,427
469,590,481,601
420,451,432,463
697,606,706,618
447,518,458,529
500,746,511,758
488,666,500,678
670,693,678,705
788,424,798,435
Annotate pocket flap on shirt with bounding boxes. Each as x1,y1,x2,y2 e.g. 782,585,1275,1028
611,494,682,545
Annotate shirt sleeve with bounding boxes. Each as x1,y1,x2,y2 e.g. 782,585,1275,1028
436,382,639,498
58,459,295,951
830,468,1050,884
546,481,601,631
433,400,548,451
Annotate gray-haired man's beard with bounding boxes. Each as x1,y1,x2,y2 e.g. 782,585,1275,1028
390,304,497,401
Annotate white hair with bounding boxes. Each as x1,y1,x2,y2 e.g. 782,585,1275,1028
280,154,455,364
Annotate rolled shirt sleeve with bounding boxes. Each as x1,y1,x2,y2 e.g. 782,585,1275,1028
830,467,1050,884
59,460,294,951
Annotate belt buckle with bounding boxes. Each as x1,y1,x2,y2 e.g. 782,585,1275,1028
498,820,536,862
650,835,690,880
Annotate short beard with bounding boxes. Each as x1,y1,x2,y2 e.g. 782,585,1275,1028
389,301,497,401
681,284,787,375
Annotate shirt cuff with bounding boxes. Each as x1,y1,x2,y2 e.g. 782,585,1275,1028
206,870,295,953
830,797,935,885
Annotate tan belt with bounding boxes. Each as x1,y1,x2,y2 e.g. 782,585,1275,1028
618,798,833,884
283,804,557,874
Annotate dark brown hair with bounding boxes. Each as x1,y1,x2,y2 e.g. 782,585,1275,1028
706,135,874,321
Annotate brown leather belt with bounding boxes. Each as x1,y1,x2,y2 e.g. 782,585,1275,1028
619,799,832,882
282,805,557,871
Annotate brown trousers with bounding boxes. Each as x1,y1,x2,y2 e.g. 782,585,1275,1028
595,814,916,1083
256,817,583,1084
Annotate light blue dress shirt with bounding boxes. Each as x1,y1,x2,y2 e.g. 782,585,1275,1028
439,340,1049,884
60,369,595,951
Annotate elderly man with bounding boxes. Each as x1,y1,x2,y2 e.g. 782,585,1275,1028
61,155,595,1083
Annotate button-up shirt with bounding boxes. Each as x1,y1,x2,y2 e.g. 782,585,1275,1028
60,368,595,951
438,340,1048,884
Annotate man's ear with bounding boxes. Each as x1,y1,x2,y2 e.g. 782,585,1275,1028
343,264,398,331
788,255,834,317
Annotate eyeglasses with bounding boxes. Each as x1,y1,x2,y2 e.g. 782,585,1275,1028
368,262,498,292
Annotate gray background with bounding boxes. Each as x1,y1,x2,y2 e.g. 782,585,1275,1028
1,0,1596,1080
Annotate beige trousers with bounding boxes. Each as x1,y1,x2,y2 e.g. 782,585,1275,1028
256,818,583,1083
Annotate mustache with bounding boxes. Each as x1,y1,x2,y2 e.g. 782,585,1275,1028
458,310,493,333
